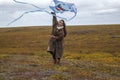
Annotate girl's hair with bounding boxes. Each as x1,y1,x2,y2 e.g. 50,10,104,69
60,20,67,37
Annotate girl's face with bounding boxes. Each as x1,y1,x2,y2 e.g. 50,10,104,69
58,20,63,26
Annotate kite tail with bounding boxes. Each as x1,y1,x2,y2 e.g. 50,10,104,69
67,12,77,21
7,0,52,25
7,9,54,25
7,10,44,25
13,0,44,9
8,9,75,25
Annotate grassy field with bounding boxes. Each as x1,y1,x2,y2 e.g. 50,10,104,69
0,25,120,80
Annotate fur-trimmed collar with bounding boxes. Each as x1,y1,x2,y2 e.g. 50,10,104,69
57,26,63,30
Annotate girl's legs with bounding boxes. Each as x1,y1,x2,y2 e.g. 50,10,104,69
53,54,57,64
52,50,57,64
47,50,61,65
53,49,61,65
47,51,56,64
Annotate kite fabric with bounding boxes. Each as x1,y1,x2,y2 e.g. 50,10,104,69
50,0,77,19
8,0,77,25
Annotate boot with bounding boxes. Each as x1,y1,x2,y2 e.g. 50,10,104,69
57,58,61,65
53,59,57,64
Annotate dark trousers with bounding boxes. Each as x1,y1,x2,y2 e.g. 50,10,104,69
50,50,56,60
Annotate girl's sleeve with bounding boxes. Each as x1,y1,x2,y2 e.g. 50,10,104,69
52,14,57,27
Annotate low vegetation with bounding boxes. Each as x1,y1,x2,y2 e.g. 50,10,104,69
0,25,120,80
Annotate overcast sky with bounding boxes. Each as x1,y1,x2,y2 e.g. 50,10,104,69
0,0,120,27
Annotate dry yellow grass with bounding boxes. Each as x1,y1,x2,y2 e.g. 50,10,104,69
0,25,120,80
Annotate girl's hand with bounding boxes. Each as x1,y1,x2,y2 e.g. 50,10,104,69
51,12,55,14
51,35,58,39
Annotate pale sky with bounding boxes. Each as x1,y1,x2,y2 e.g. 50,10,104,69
0,0,120,27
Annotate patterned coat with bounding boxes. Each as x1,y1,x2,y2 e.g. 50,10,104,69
47,16,64,58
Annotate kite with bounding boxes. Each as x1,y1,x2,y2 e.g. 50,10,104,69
7,0,77,25
50,0,77,16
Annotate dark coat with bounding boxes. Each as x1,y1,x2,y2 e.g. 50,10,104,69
47,16,64,58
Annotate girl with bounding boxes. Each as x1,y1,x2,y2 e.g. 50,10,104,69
47,12,67,65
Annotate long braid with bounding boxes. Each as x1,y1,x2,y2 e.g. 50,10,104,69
60,20,67,37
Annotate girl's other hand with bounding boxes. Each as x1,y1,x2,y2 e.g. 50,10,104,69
51,35,58,39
